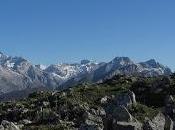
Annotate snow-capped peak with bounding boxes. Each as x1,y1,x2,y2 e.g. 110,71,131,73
45,60,100,82
112,57,133,65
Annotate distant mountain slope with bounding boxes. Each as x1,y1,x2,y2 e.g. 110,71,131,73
0,52,59,94
91,57,171,82
0,51,172,95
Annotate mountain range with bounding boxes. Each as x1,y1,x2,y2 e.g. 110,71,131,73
0,52,172,97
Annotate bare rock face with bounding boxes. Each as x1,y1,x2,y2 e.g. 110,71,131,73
101,91,174,130
103,91,140,130
101,91,137,108
0,125,4,130
1,120,20,130
112,106,133,122
143,113,166,130
165,95,175,119
114,91,137,107
164,116,174,130
114,121,142,130
104,105,143,130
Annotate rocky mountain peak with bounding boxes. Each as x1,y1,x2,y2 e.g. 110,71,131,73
112,57,133,65
145,59,159,67
140,59,162,69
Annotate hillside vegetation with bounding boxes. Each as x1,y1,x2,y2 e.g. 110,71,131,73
0,74,175,130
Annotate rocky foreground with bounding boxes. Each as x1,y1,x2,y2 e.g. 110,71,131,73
0,74,175,130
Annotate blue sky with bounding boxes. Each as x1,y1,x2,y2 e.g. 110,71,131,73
0,0,175,69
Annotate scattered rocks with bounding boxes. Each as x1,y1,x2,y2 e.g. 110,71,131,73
82,111,104,130
1,120,20,130
143,113,166,130
1,77,175,130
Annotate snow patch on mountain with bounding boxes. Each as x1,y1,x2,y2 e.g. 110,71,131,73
46,61,99,83
35,64,47,70
6,60,15,68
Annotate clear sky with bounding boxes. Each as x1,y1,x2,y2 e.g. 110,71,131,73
0,0,175,69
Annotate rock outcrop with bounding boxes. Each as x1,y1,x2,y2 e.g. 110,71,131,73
1,120,20,130
114,121,142,130
114,90,137,107
143,113,166,130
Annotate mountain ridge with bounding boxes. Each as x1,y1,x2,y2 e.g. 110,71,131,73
0,51,172,96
